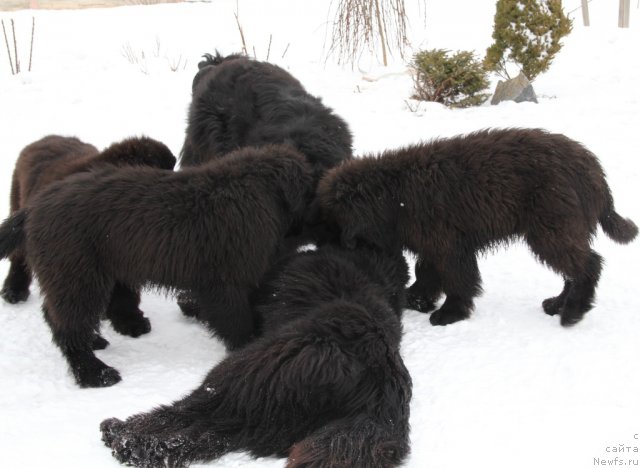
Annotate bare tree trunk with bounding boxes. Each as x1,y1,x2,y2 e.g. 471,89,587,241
581,0,590,26
373,0,388,66
618,0,630,27
328,0,415,67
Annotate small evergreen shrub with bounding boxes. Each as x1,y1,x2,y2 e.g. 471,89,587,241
411,49,490,108
485,0,572,80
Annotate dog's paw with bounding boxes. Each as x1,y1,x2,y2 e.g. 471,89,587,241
429,306,469,326
542,296,563,316
100,417,127,447
112,314,151,338
405,291,437,313
91,334,110,350
74,362,121,388
560,306,586,327
0,286,29,304
110,432,193,468
177,294,201,318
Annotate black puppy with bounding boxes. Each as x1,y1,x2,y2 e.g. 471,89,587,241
100,244,412,468
0,144,313,388
1,135,176,308
178,51,354,317
180,52,353,178
316,128,637,327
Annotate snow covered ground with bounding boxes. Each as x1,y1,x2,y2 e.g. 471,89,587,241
0,1,638,467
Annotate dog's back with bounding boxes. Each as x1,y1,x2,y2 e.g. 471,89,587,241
91,137,176,171
26,144,312,291
254,244,409,336
329,128,615,245
180,52,353,175
13,135,99,210
251,245,411,466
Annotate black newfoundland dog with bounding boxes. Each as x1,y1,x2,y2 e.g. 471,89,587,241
100,244,412,468
0,144,313,388
1,136,176,328
180,52,353,178
177,52,354,316
315,128,638,327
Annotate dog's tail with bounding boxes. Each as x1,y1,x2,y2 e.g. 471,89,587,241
0,209,27,259
599,191,638,244
286,415,410,468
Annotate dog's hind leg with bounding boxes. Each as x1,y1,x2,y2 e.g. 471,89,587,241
529,231,602,326
42,277,121,387
559,250,602,326
100,341,280,466
1,250,32,304
105,282,151,338
1,173,31,304
197,284,255,350
100,312,364,467
429,247,483,326
100,387,236,468
406,258,442,313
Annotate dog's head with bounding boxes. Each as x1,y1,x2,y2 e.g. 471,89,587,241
97,137,176,170
264,145,315,221
191,51,247,92
314,158,400,252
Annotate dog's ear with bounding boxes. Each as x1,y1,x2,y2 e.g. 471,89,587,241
334,182,350,202
333,180,371,205
280,179,308,216
304,198,322,226
300,198,343,245
340,226,358,250
278,158,314,217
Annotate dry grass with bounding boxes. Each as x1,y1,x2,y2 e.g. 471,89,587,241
121,38,187,74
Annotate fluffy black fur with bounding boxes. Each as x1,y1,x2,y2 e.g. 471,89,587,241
1,135,176,344
315,128,638,327
180,52,353,178
177,51,354,318
100,244,412,468
0,144,313,388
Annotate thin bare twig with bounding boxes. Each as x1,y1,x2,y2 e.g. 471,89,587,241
2,19,15,75
153,35,161,58
234,12,248,56
234,0,248,56
28,16,35,72
266,34,272,61
11,19,20,73
281,42,290,59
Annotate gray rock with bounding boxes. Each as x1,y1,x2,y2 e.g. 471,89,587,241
490,72,538,105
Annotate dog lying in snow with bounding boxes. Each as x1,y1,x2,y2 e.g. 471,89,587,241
0,144,313,388
314,128,638,327
101,243,412,468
